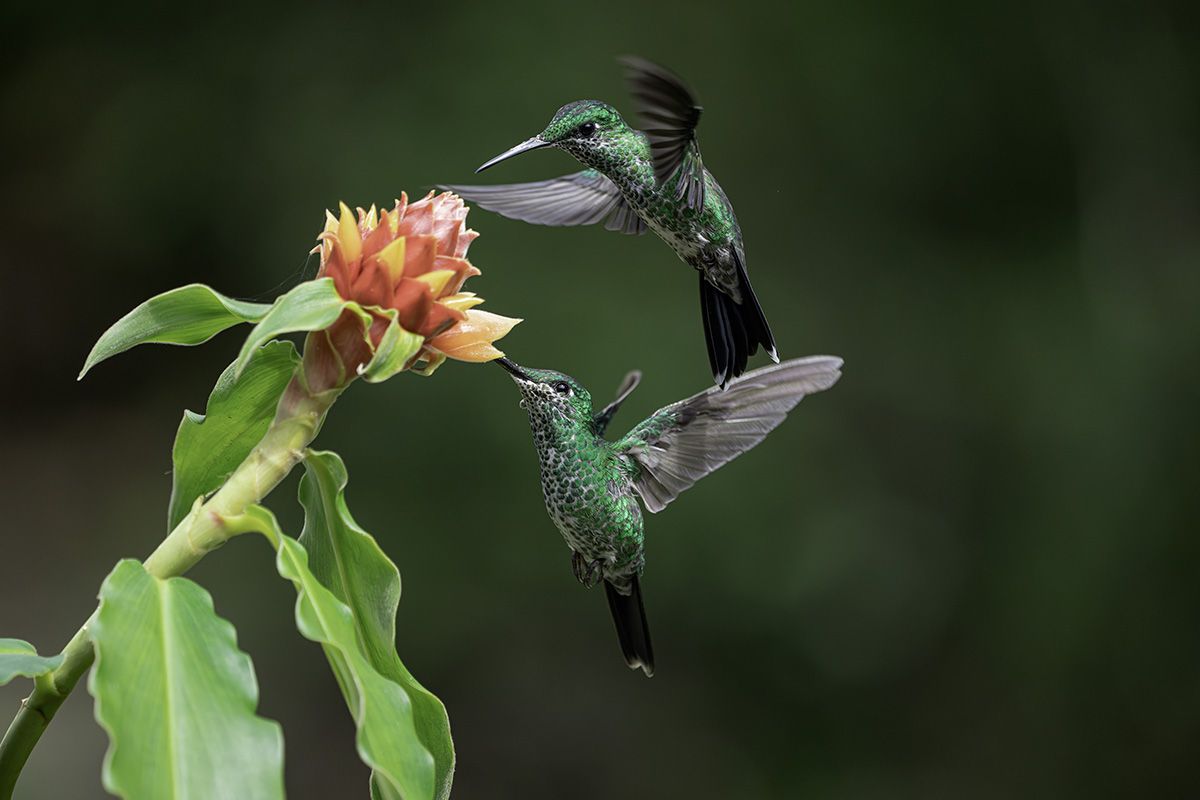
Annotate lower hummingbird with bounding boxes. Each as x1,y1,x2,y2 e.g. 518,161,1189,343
444,57,778,388
496,355,843,676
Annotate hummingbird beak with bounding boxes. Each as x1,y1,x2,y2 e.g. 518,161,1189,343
475,137,552,173
495,357,531,381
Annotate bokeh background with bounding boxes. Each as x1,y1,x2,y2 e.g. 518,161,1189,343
2,1,1198,797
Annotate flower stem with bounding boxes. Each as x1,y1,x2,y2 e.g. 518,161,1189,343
0,369,341,800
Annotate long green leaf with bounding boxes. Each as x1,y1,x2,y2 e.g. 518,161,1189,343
236,506,436,800
233,278,362,378
79,284,272,379
168,340,300,530
0,639,63,686
89,560,284,800
299,451,454,799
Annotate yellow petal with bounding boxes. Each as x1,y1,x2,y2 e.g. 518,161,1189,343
337,201,362,264
429,309,522,362
415,269,456,297
365,204,378,230
323,209,339,235
445,341,505,362
376,237,407,282
439,292,484,312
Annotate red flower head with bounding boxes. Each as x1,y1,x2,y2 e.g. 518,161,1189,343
303,192,520,390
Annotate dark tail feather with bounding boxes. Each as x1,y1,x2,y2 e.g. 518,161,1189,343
604,578,655,677
699,261,777,388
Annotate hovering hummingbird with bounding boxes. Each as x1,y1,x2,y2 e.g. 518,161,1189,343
444,57,778,388
495,355,843,675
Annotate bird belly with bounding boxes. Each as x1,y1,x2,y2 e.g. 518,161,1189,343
640,208,700,261
623,170,745,301
639,208,742,300
540,476,643,579
543,492,617,561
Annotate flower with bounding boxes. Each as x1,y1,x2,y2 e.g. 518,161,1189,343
304,191,520,389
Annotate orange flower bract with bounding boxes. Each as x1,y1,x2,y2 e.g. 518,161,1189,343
307,191,520,388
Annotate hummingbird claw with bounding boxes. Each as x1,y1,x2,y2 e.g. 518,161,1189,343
571,552,587,584
571,552,605,588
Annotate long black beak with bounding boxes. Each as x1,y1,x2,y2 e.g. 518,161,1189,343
476,137,552,173
495,357,530,380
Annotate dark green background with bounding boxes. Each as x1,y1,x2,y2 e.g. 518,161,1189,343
2,1,1198,797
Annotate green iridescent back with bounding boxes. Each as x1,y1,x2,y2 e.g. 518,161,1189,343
537,101,741,257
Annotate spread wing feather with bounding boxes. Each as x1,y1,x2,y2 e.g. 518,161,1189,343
617,357,843,512
620,56,707,211
594,370,643,437
440,171,645,234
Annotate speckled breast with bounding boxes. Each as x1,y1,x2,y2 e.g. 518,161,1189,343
537,441,616,557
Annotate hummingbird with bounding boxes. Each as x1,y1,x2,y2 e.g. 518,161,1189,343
444,57,778,388
495,355,843,676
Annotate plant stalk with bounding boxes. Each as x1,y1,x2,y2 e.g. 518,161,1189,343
0,369,341,800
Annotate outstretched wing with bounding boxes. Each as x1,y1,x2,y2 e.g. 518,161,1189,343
620,56,706,211
440,171,646,235
594,370,642,437
617,357,843,512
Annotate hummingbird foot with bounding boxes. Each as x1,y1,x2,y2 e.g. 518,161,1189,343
570,552,605,588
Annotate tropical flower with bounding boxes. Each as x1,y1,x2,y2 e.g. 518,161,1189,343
303,191,520,390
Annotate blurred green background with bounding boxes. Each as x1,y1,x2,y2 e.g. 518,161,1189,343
2,1,1198,797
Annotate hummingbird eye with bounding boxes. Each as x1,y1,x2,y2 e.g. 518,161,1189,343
577,121,597,138
553,381,572,395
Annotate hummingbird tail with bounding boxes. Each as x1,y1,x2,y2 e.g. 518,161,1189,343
604,577,655,677
699,260,777,388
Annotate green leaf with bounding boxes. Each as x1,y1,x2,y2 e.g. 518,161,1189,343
0,639,63,686
79,284,272,379
237,506,436,800
362,315,425,384
89,560,284,800
233,278,363,378
168,340,300,530
299,452,454,799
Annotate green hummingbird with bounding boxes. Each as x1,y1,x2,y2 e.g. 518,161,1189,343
495,355,843,676
444,57,778,388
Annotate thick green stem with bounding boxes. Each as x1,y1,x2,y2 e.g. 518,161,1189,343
0,370,341,800
0,626,90,800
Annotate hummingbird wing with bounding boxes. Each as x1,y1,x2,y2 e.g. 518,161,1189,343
593,370,643,437
439,171,647,235
620,56,706,212
616,357,843,512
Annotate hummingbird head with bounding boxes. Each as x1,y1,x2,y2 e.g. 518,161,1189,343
495,357,594,429
475,101,635,174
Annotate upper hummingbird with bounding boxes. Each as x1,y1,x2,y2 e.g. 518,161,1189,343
495,355,843,675
443,57,778,388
